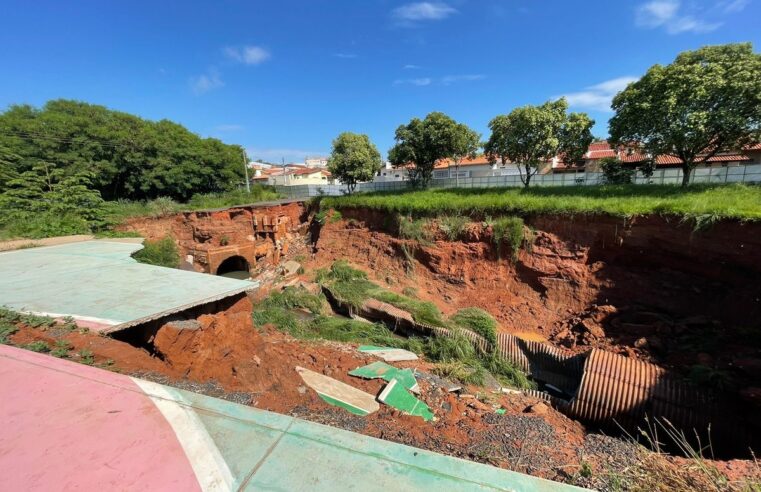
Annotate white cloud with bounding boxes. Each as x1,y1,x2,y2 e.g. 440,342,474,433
394,74,486,87
394,77,433,86
392,2,457,23
403,64,422,69
441,74,485,85
190,68,224,95
559,76,639,112
224,45,271,65
333,52,358,59
635,0,722,34
246,147,328,163
720,0,750,13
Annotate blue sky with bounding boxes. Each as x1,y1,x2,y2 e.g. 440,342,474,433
1,0,759,162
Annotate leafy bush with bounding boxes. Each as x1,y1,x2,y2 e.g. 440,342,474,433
451,307,498,347
600,157,635,184
438,215,470,241
131,237,180,268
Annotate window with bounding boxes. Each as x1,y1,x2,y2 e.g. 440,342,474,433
433,170,450,179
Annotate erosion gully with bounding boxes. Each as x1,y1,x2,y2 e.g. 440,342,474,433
24,200,756,487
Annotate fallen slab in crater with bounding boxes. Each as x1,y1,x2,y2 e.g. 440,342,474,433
296,366,380,416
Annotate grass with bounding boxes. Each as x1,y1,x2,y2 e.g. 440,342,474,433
438,215,470,240
131,237,180,268
23,341,50,353
396,215,433,243
491,216,526,259
310,260,534,389
321,183,761,221
450,307,498,347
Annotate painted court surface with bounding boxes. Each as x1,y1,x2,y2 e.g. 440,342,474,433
0,345,585,491
0,241,256,332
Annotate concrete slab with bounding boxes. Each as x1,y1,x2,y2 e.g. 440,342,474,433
0,344,588,491
0,241,257,333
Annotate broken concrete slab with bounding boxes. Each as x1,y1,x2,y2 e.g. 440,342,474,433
349,361,420,394
296,366,379,416
378,379,434,422
282,260,302,277
358,345,419,362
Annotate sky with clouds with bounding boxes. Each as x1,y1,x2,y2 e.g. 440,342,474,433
1,0,759,162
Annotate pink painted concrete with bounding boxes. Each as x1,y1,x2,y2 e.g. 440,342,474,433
0,345,200,491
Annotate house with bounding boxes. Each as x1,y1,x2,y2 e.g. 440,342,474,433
431,156,523,179
374,162,408,182
552,140,754,174
266,167,335,186
304,156,329,168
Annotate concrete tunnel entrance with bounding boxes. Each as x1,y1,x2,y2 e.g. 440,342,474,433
216,255,251,280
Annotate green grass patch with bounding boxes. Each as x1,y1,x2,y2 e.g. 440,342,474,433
450,307,498,347
396,215,432,243
438,215,470,241
491,216,525,259
185,186,281,210
131,237,180,268
321,184,761,221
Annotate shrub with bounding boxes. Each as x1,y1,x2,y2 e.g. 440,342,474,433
438,215,470,241
131,237,180,268
600,157,635,185
451,307,498,347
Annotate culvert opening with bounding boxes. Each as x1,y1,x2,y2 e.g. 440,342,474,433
216,255,251,279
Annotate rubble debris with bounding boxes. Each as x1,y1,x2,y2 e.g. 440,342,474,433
296,366,379,416
348,361,420,394
282,260,302,277
358,345,419,362
377,379,434,421
414,370,462,393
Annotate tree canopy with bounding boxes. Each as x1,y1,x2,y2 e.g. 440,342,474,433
388,112,480,188
327,132,382,193
609,43,761,186
485,99,594,187
0,99,246,201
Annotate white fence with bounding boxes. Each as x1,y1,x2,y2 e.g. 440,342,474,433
274,164,761,198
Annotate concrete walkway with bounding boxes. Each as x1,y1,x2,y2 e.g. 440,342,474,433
0,345,586,491
0,234,95,252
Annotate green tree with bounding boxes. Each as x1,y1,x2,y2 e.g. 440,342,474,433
0,99,246,200
388,112,480,188
485,99,594,187
327,132,382,194
609,43,761,187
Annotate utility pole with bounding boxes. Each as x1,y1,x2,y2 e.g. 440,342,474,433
242,149,250,193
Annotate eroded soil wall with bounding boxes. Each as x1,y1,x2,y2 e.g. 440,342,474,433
311,209,761,429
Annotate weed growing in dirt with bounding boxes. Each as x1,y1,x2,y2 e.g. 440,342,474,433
433,360,486,385
451,307,498,347
131,237,180,268
438,215,470,241
78,348,95,365
315,208,343,225
0,323,18,344
371,290,446,327
492,216,525,260
321,184,761,221
402,287,418,298
306,316,424,352
260,286,326,314
24,341,50,353
51,340,72,358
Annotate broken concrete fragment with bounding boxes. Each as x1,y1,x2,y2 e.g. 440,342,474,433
282,260,302,277
296,366,379,416
378,379,434,421
349,361,420,394
358,345,418,362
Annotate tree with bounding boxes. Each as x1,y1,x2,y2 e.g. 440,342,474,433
388,112,480,188
485,99,594,187
609,43,761,187
0,99,246,201
327,132,382,194
450,125,481,187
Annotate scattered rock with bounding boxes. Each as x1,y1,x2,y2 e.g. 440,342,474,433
525,402,549,415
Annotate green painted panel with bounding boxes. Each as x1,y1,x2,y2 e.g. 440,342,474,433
378,379,434,421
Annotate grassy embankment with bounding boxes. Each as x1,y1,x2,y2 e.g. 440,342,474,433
254,260,533,389
321,183,761,222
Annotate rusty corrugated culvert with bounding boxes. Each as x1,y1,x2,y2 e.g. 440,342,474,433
323,286,739,449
